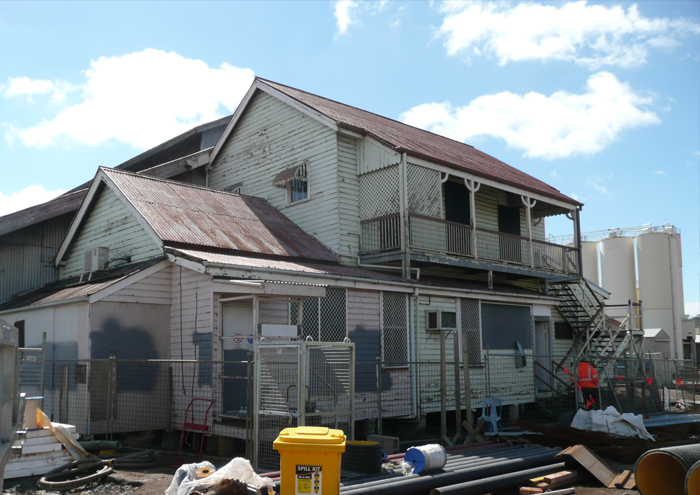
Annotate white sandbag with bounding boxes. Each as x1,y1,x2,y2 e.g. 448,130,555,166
570,406,654,440
165,458,273,495
165,461,216,495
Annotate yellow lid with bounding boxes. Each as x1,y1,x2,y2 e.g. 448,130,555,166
273,427,346,452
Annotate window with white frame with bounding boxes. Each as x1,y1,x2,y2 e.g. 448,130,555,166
289,177,308,203
288,163,308,203
460,298,483,366
382,291,408,365
290,288,347,342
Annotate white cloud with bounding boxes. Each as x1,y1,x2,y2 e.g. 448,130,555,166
653,170,666,175
586,175,609,196
436,1,700,69
335,0,359,35
400,71,659,159
334,0,393,36
5,77,75,103
5,49,254,150
0,185,66,216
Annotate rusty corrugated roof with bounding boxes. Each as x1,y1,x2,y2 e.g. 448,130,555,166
173,249,407,283
103,169,338,262
257,78,580,207
0,258,165,310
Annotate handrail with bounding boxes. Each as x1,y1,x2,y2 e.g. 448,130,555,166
360,213,400,225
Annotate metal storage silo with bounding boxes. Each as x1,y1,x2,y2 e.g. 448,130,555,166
580,241,600,285
637,228,684,358
600,233,636,323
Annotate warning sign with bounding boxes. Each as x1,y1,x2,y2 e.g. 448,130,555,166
296,465,322,495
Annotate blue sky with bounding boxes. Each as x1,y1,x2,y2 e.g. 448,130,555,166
1,1,698,313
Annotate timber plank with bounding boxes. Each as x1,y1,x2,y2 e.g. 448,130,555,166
611,469,631,488
558,444,617,487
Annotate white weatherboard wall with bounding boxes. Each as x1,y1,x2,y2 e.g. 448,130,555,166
208,91,343,255
337,135,361,261
60,187,161,279
170,265,214,430
0,304,89,360
99,265,171,305
170,265,213,361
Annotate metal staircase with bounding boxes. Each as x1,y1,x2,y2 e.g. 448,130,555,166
549,278,644,361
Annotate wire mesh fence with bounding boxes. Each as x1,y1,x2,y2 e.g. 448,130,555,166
33,359,253,439
17,346,45,399
16,352,699,465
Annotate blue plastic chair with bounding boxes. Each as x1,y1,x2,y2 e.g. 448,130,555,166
479,397,503,432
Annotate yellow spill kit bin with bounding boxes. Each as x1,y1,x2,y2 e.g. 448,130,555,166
273,426,346,495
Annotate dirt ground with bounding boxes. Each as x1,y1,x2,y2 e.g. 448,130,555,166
3,450,641,495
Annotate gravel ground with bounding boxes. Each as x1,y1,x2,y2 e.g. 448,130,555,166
3,453,641,495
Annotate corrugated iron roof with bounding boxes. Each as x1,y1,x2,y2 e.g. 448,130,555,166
103,169,338,262
257,78,580,207
0,258,164,311
173,249,406,282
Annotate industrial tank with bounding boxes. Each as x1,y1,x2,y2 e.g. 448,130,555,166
637,228,684,358
580,241,600,285
600,234,636,322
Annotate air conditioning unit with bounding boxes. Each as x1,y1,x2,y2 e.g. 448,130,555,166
84,247,109,272
426,310,457,332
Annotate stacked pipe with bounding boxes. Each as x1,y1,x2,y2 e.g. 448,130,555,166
687,460,700,495
634,444,700,495
337,444,562,495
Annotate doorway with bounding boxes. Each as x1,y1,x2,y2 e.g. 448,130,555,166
498,205,522,263
534,319,552,393
221,304,254,416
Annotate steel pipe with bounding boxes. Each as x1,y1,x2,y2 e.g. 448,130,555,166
686,460,700,495
340,446,544,489
430,462,568,495
340,448,561,495
635,444,700,495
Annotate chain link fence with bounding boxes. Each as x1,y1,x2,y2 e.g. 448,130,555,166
17,353,699,466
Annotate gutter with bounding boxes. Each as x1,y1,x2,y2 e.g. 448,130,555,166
172,252,559,303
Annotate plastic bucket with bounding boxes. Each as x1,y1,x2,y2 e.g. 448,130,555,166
404,444,447,474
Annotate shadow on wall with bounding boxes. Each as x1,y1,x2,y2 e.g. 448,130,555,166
90,317,159,393
91,317,159,359
193,331,213,386
349,326,393,393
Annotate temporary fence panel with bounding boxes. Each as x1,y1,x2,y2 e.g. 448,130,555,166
17,346,45,399
254,341,355,470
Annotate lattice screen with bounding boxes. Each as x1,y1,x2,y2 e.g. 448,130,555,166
382,291,408,364
359,166,400,220
290,289,347,342
320,288,347,342
461,298,482,365
408,164,442,218
290,298,319,341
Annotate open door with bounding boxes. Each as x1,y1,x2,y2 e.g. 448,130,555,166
221,304,254,417
498,205,522,263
